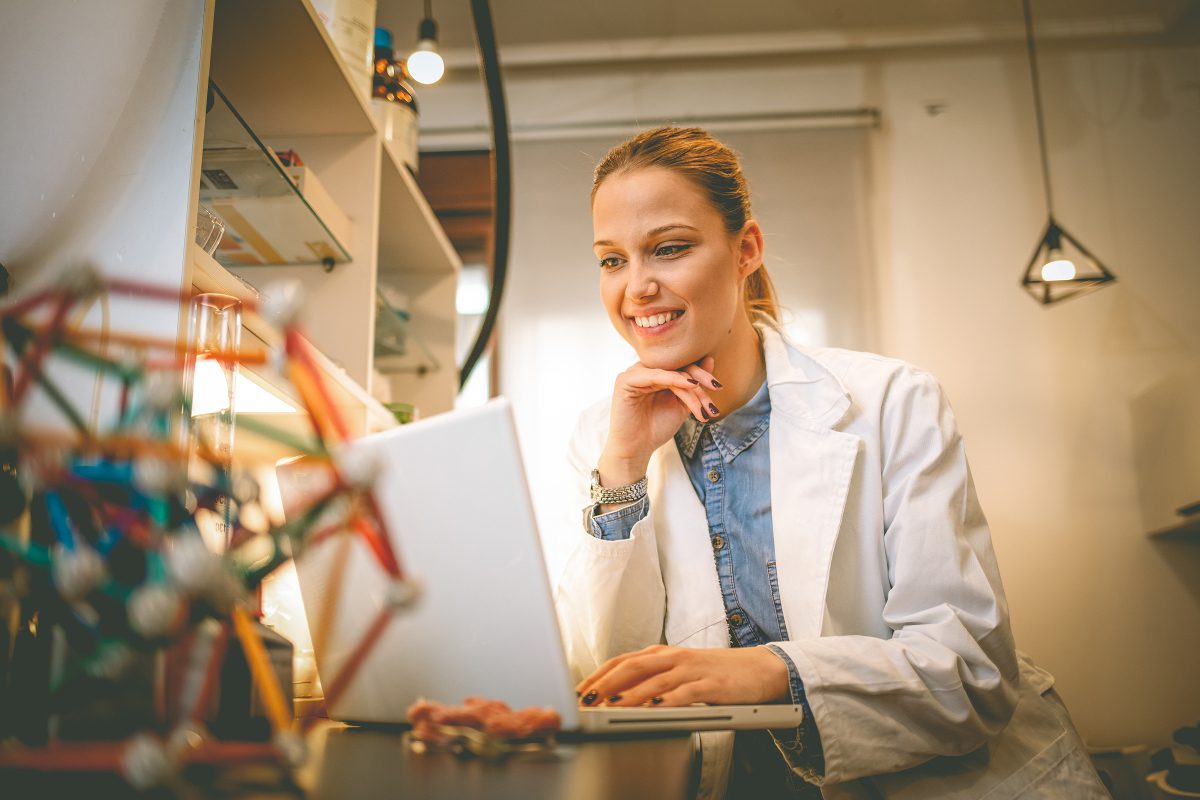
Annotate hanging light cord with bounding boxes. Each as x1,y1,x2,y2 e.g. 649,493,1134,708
460,0,511,390
1022,0,1056,216
424,0,433,22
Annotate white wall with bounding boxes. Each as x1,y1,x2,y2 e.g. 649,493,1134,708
420,36,1200,747
0,1,210,430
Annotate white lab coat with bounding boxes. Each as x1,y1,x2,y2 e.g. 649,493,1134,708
555,322,1106,799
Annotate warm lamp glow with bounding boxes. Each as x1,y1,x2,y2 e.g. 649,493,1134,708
1040,252,1077,282
407,44,444,84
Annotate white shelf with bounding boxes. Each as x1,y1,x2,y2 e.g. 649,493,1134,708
378,148,463,280
209,0,375,138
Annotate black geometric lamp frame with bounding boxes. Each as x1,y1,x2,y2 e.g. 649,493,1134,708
1019,0,1117,306
1022,218,1117,305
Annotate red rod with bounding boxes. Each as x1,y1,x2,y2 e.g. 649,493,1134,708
11,293,75,404
351,514,401,578
190,624,230,725
286,330,349,441
306,604,394,730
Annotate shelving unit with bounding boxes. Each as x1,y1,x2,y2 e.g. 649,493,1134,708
198,0,462,418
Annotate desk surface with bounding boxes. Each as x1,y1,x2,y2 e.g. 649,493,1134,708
299,723,695,800
3,723,696,799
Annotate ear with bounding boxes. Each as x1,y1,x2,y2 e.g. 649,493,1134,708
736,220,765,280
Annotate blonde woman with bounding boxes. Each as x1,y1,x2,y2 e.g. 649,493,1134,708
555,127,1106,799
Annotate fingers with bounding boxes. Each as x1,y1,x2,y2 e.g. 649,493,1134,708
650,679,714,707
668,386,707,423
682,361,722,394
620,366,716,422
576,645,676,705
603,668,692,707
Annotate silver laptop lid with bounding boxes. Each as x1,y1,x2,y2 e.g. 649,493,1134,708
277,398,580,729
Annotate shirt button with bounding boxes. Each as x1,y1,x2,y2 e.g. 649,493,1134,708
707,468,719,483
728,611,745,627
711,535,725,551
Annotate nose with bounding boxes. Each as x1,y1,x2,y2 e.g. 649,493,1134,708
625,257,659,303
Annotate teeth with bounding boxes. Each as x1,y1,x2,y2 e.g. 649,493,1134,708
634,311,681,329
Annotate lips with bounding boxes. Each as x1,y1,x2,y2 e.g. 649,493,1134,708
630,310,683,329
628,309,684,338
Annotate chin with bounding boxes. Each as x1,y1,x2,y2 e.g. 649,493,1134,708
634,343,708,372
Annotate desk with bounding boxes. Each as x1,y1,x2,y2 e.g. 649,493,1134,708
2,722,696,799
300,723,695,800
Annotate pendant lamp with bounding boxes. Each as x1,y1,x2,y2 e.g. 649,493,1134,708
1019,0,1116,306
407,0,445,85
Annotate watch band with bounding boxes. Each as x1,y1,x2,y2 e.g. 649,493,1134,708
590,468,647,505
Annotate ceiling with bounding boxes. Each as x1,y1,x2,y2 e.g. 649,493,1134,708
376,0,1200,60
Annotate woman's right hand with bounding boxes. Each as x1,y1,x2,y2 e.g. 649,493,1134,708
596,356,721,490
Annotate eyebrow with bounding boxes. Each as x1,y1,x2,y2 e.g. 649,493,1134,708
593,224,699,248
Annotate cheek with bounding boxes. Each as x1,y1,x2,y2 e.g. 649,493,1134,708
599,276,625,322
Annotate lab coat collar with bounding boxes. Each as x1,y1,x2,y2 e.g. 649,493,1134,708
755,319,852,432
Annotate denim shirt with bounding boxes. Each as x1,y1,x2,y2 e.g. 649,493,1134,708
589,380,820,756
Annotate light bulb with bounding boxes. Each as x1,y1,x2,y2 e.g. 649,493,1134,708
1040,250,1076,282
408,42,444,84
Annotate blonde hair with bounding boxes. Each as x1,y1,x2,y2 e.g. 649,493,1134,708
592,126,781,323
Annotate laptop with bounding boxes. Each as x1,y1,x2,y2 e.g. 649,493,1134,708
275,398,803,734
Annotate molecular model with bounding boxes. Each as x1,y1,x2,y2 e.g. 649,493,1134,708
0,266,416,790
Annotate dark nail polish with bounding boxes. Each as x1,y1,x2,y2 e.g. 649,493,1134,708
711,379,723,389
687,378,700,385
583,690,598,705
607,695,622,703
708,403,719,416
700,406,709,420
651,696,664,705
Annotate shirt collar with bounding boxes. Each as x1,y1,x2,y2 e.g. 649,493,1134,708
675,377,771,462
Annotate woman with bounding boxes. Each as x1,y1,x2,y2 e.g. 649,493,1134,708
554,127,1107,799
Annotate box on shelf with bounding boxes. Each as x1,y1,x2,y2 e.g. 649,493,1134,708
201,150,353,267
285,165,353,246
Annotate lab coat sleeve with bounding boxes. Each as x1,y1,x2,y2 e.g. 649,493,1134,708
771,368,1020,786
553,408,667,683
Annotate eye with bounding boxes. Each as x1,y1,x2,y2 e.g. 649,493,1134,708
598,255,625,270
654,243,691,258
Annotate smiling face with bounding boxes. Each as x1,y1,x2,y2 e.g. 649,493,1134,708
592,167,761,370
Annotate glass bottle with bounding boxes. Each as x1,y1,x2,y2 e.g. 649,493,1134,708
372,27,420,175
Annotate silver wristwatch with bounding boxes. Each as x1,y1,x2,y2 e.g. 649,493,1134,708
589,468,648,505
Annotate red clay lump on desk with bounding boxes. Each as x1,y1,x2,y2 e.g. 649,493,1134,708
407,697,562,744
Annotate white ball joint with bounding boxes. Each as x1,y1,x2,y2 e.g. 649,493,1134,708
86,643,134,681
166,535,221,594
166,535,241,612
261,280,305,328
51,544,107,603
273,729,308,770
266,344,290,380
121,733,173,791
133,455,188,496
166,720,208,761
332,445,381,493
385,578,422,611
127,583,185,639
